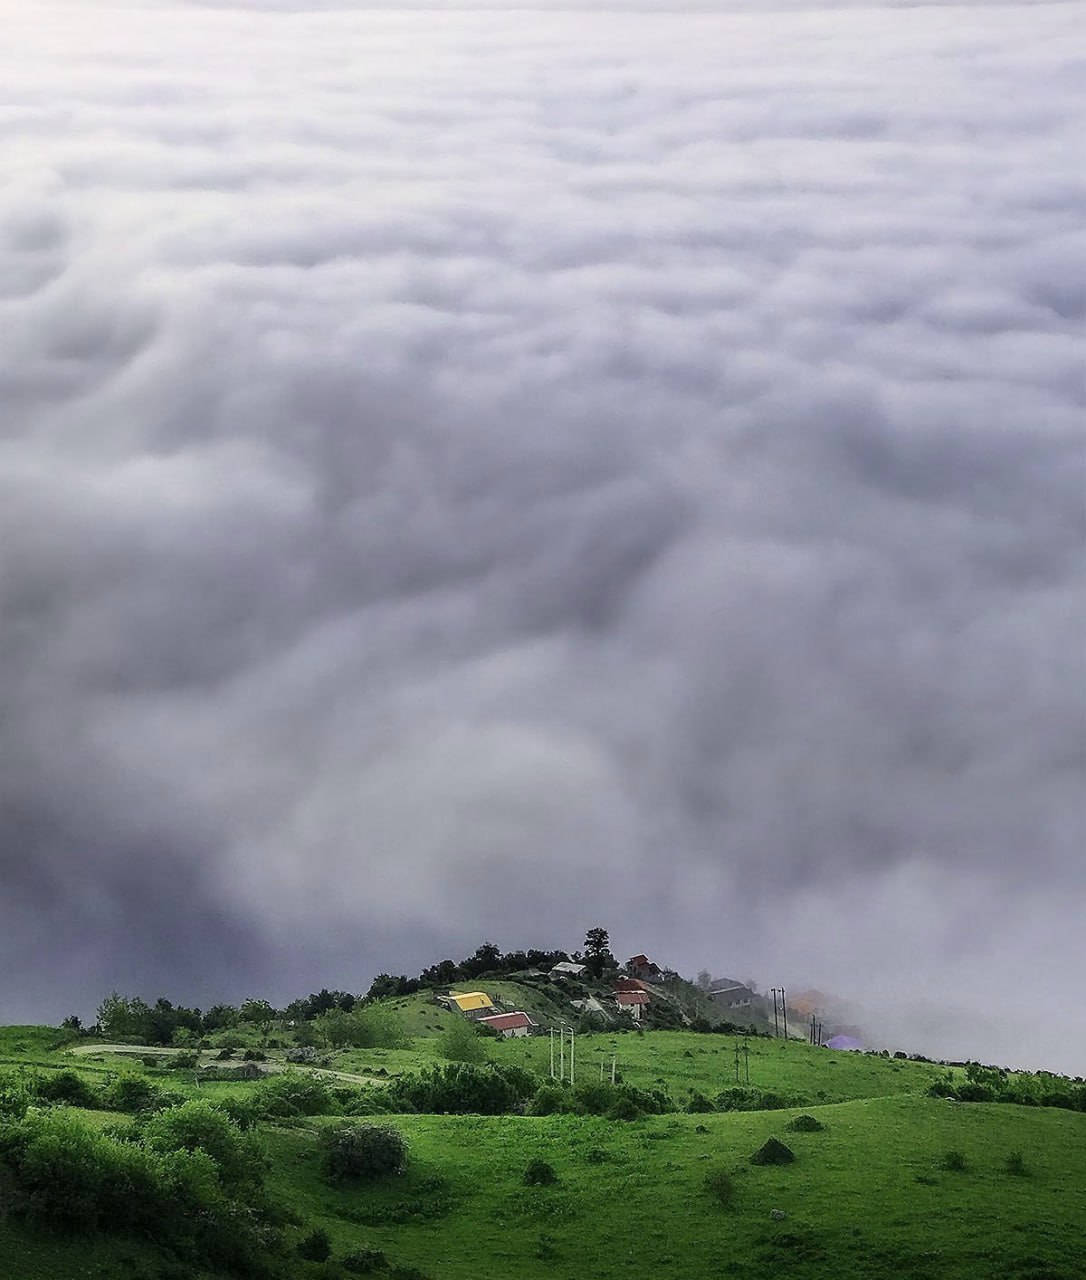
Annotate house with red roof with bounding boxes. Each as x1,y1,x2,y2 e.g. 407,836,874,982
615,990,651,1021
476,1011,537,1038
626,955,663,983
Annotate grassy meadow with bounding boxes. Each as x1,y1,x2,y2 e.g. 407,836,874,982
1,1017,1084,1280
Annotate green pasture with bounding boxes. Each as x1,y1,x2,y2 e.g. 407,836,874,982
260,1099,1086,1280
2,1022,1083,1280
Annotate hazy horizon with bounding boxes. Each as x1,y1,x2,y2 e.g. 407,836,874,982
2,0,1083,1076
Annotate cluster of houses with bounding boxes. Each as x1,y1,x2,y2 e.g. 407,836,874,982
435,954,670,1036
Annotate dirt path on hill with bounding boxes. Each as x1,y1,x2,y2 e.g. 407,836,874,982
67,1042,386,1086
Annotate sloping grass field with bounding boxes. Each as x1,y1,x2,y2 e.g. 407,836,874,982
1,1023,1083,1280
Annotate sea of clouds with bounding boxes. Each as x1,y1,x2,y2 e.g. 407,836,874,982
2,0,1083,1069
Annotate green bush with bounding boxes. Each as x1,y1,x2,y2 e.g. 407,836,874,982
717,1086,806,1112
527,1084,569,1116
255,1072,335,1117
0,1105,283,1276
105,1075,162,1113
685,1090,716,1113
36,1070,99,1109
1005,1151,1028,1176
786,1114,825,1132
342,1246,390,1273
523,1158,558,1186
298,1227,332,1261
941,1150,968,1172
0,1071,36,1120
751,1138,795,1166
564,1080,671,1120
705,1167,735,1206
321,1123,408,1182
141,1101,262,1188
438,1017,489,1064
387,1063,532,1116
607,1094,643,1121
0,1109,205,1237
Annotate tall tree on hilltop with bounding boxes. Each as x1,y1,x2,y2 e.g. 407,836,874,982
583,927,616,978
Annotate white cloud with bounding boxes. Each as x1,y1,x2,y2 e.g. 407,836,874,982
1,0,1083,1069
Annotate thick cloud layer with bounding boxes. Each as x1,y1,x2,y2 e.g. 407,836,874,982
2,0,1083,1070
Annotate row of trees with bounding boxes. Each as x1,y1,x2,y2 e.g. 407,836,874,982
89,929,625,1045
367,930,620,999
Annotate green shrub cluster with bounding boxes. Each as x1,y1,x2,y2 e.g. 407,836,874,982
0,1105,277,1276
927,1064,1086,1112
717,1086,809,1112
321,1123,408,1182
386,1063,537,1115
0,1067,186,1118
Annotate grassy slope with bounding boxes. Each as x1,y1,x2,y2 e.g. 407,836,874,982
3,1025,1084,1280
265,1101,1086,1280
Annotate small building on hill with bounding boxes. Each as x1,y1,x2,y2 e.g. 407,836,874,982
443,991,498,1018
477,1011,536,1038
709,983,756,1010
627,954,663,983
615,990,650,1021
614,977,650,994
549,961,588,981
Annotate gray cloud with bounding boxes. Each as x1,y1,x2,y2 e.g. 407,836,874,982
2,0,1083,1070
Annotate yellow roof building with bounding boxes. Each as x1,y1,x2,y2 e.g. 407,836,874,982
449,991,494,1013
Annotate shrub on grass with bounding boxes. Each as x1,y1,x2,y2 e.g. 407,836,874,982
1005,1151,1028,1176
0,1071,36,1120
36,1070,99,1109
686,1090,716,1113
751,1138,795,1166
106,1075,162,1113
1,1109,175,1235
718,1087,806,1113
342,1246,389,1273
527,1085,569,1116
298,1228,332,1261
321,1123,408,1182
243,1049,266,1062
387,1063,529,1116
705,1167,735,1206
168,1051,198,1069
941,1150,968,1172
255,1072,335,1117
438,1017,489,1064
786,1114,825,1133
607,1094,643,1121
523,1158,558,1186
141,1101,263,1189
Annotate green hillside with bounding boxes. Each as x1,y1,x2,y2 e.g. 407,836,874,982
2,1019,1084,1280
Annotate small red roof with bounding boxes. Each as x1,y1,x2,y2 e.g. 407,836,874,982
616,991,650,1006
614,977,649,992
628,954,651,966
478,1011,535,1031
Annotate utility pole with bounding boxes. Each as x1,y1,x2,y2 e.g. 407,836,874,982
570,1029,575,1087
781,987,788,1040
611,1053,616,1085
770,988,780,1038
734,1041,741,1082
743,1042,750,1084
559,1027,565,1082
